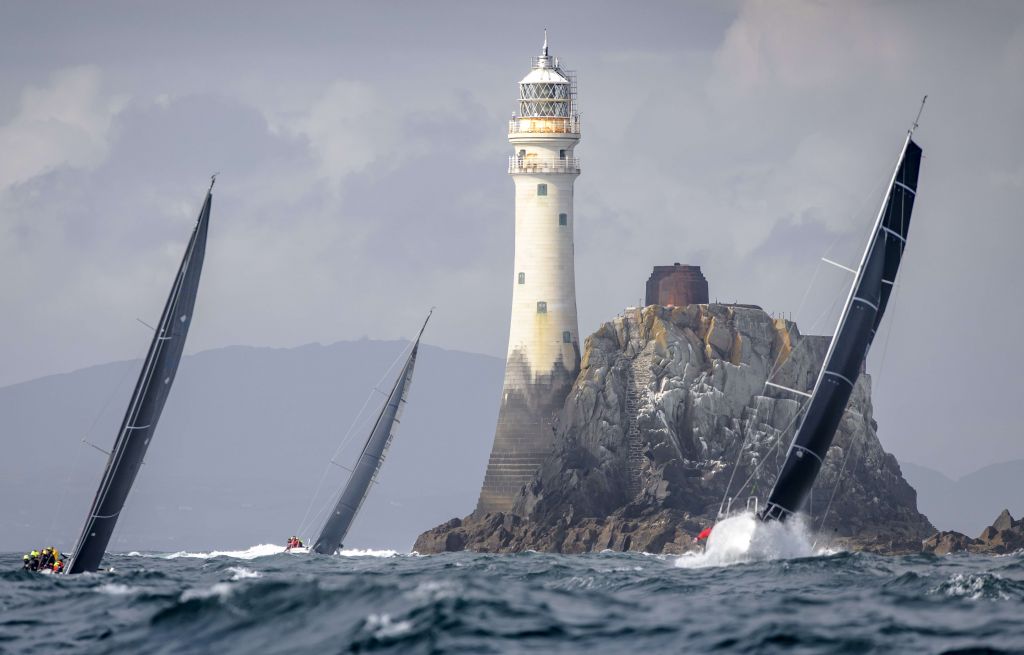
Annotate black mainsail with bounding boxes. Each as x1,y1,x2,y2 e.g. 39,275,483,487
759,127,923,523
311,312,431,555
64,181,214,573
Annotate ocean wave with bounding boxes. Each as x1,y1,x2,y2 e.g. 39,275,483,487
406,579,461,601
929,572,1024,601
3,549,1023,653
96,583,140,596
180,581,235,602
226,567,262,580
365,613,414,639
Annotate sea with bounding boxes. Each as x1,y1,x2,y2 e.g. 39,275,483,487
2,514,1022,654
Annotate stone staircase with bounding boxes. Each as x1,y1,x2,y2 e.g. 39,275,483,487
622,351,655,498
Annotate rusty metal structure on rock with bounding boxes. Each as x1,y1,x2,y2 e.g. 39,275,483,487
645,264,709,308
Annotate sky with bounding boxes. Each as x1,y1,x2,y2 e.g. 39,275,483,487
0,1,1022,477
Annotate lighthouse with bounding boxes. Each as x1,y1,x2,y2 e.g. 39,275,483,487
477,33,582,514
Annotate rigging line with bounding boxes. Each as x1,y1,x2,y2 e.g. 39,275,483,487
719,394,769,516
75,252,189,554
306,345,420,544
295,375,400,539
294,338,417,537
729,282,847,511
327,339,414,463
70,191,207,569
771,162,893,374
719,393,810,514
815,427,861,542
725,284,843,514
80,226,196,525
767,291,842,382
728,392,814,504
67,272,189,552
717,179,880,512
721,292,841,513
52,313,172,548
738,140,915,524
768,144,895,379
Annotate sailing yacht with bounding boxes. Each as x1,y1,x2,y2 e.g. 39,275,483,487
758,107,925,523
302,312,431,555
62,180,214,574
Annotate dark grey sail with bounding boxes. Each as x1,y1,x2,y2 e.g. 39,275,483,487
311,313,431,554
759,132,922,522
65,182,213,574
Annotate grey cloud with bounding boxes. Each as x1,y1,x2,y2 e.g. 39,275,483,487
0,1,1022,479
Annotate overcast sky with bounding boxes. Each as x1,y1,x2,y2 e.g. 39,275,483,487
1,1,1021,477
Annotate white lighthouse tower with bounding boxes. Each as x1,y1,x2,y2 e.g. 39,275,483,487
477,33,582,514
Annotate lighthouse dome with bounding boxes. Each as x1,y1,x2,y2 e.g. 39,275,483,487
518,66,569,85
516,31,575,119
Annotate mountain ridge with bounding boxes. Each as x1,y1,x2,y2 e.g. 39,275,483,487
0,339,502,553
899,459,1024,536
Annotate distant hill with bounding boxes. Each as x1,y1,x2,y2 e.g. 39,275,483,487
900,460,1024,536
0,341,502,553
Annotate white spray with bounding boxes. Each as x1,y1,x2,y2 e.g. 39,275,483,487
675,512,826,569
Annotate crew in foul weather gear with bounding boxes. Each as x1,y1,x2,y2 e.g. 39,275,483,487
20,547,64,573
286,536,304,550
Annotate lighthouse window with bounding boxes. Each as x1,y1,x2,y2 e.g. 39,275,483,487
562,331,572,343
559,149,566,160
558,213,567,226
537,184,547,196
518,272,525,284
537,301,547,314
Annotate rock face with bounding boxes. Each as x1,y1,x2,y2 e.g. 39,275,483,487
922,510,1024,555
416,305,934,554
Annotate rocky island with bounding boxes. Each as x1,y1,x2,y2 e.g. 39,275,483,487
417,304,935,555
923,510,1024,555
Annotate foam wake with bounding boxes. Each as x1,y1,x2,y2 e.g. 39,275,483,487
161,544,286,560
675,512,823,569
131,545,402,560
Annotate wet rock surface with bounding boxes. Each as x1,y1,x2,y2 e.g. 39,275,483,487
417,305,935,555
922,510,1024,555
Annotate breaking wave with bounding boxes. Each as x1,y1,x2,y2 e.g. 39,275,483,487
674,511,824,568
